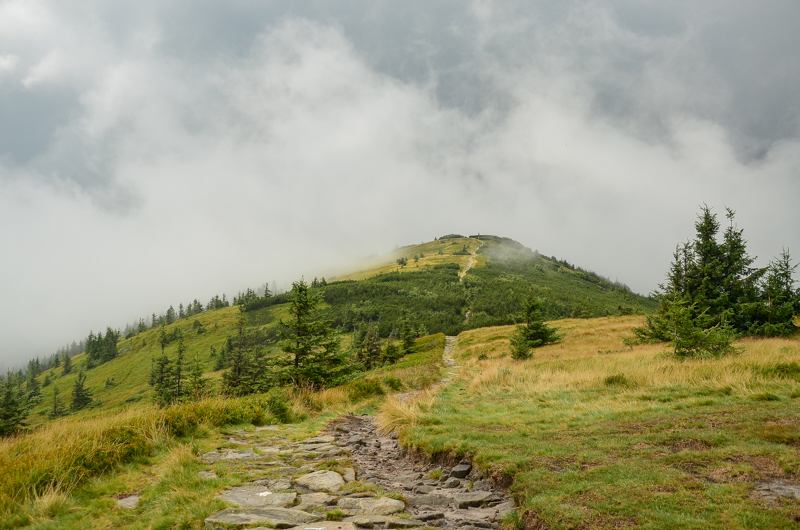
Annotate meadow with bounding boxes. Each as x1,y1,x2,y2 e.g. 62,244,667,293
382,316,800,529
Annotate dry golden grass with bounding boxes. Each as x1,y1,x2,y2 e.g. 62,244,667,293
455,316,800,411
376,390,436,437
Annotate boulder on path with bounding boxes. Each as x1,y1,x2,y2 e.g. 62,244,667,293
294,470,345,492
453,491,496,509
449,462,472,479
204,507,322,529
217,487,296,508
336,496,405,515
442,478,461,488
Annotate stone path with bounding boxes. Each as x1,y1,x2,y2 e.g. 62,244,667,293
203,336,513,530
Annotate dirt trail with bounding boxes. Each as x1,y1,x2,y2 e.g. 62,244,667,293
458,241,484,282
324,336,514,530
202,335,513,530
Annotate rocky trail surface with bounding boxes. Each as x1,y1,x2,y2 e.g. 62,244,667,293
202,337,514,530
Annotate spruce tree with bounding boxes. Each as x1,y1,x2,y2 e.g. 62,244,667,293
187,356,210,401
510,296,562,359
358,322,382,370
0,373,29,436
50,385,64,418
173,330,186,403
70,371,93,412
755,249,800,336
278,279,349,387
62,353,73,376
151,354,174,407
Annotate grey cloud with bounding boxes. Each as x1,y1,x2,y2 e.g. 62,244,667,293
1,1,799,368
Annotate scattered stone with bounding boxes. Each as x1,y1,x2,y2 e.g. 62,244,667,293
256,425,280,431
442,478,461,489
347,435,366,446
454,491,498,509
294,470,346,492
217,487,297,508
335,424,351,433
336,496,405,515
117,495,138,509
345,515,390,528
342,467,357,483
204,507,323,529
450,462,472,479
198,471,218,480
412,485,434,494
386,517,425,528
276,467,302,475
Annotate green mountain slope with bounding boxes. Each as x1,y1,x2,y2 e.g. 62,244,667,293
25,235,654,426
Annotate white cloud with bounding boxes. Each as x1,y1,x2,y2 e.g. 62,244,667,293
1,2,799,368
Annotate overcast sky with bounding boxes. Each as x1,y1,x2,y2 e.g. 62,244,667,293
2,0,799,369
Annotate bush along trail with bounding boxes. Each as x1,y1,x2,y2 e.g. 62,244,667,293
202,336,513,530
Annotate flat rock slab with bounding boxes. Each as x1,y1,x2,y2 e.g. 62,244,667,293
256,425,281,431
218,487,297,508
454,491,496,509
336,496,405,515
386,517,425,528
249,478,293,491
407,494,453,508
304,435,336,444
117,495,138,509
296,492,338,511
201,449,258,464
204,507,322,529
294,470,345,492
342,467,356,483
284,523,357,530
447,504,513,524
755,482,800,501
345,515,389,528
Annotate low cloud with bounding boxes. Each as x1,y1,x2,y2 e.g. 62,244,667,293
1,1,799,368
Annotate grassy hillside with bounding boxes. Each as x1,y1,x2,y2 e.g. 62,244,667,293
383,317,800,529
319,236,656,337
24,235,654,427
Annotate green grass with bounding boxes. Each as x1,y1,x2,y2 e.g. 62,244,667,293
393,319,800,530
